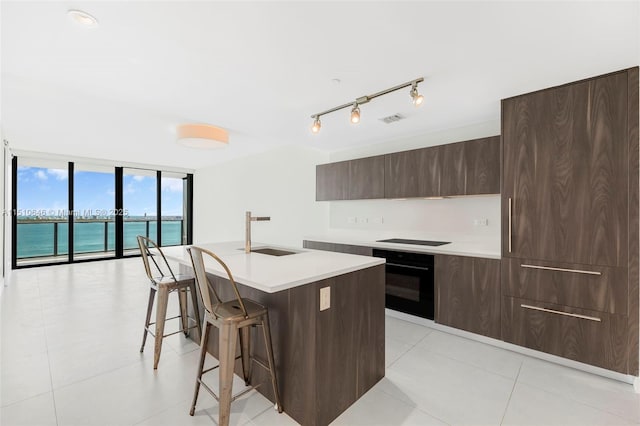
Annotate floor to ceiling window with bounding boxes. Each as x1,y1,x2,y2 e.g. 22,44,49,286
160,172,187,247
73,163,116,260
14,158,70,266
12,156,193,268
123,168,157,254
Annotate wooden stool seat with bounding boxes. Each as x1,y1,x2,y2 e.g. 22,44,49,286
137,236,202,369
187,246,283,426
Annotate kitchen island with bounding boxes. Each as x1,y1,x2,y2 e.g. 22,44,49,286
161,242,386,426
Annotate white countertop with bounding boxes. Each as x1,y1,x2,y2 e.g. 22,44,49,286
304,230,501,259
161,241,385,293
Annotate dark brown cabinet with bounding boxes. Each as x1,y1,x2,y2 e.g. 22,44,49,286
384,146,442,198
502,72,628,266
435,255,501,339
349,156,385,200
384,136,500,199
502,257,628,315
316,161,349,201
501,67,639,375
318,136,500,201
502,296,629,374
439,142,467,196
316,156,384,201
464,136,502,195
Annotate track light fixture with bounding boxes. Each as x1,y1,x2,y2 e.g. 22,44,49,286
311,116,321,133
310,77,424,133
410,81,424,106
350,103,361,124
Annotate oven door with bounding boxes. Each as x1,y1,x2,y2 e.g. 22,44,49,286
385,262,434,320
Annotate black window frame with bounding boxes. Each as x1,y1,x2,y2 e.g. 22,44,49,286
11,156,193,269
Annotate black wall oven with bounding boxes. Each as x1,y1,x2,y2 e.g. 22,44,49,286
373,249,434,320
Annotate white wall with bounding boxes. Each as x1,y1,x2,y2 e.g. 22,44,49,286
326,120,502,244
193,145,329,248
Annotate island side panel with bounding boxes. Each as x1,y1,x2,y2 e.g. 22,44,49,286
355,264,385,397
315,264,385,426
316,274,359,426
283,280,319,425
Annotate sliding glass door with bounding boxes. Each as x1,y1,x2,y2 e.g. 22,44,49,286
13,157,193,268
15,158,69,266
160,172,187,246
123,168,157,254
73,164,116,260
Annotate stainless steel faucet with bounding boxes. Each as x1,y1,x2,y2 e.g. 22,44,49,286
245,211,270,253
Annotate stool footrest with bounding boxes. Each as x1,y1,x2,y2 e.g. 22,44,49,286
145,317,199,338
201,354,242,375
197,377,260,404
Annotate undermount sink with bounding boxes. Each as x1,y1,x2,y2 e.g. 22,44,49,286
246,247,298,256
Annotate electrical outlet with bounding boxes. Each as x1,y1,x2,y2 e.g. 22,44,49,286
347,216,356,224
320,286,330,311
371,216,384,224
360,217,369,224
473,218,489,226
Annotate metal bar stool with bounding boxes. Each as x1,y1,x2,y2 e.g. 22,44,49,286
187,246,283,426
138,235,202,369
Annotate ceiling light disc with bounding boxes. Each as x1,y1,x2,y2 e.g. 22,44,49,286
177,124,229,149
67,9,99,27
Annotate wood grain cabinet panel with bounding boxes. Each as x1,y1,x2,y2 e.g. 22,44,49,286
440,142,467,196
502,71,629,266
435,255,501,339
384,137,498,199
384,147,442,198
349,156,385,199
502,296,629,374
502,257,628,315
384,149,421,198
501,67,639,375
316,156,384,201
316,161,349,201
465,136,501,195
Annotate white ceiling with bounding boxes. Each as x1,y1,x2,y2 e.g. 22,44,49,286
1,1,638,170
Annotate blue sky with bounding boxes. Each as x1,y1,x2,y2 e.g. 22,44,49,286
17,167,184,217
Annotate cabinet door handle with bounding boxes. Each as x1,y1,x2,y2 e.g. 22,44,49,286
520,304,601,322
520,264,601,276
508,197,512,253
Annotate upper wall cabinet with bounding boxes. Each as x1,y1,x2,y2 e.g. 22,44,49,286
384,136,500,198
384,145,442,198
317,136,500,201
439,136,501,196
316,156,384,201
502,70,630,267
316,161,350,201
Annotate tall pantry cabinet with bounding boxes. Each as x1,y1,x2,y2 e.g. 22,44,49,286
501,68,639,375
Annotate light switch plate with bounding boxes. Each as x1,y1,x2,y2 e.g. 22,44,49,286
320,286,330,311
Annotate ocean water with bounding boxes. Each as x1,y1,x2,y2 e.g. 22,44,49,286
16,220,183,258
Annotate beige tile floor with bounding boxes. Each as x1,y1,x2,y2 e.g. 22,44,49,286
1,258,639,425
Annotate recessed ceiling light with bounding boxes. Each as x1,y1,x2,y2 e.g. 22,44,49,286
67,9,99,27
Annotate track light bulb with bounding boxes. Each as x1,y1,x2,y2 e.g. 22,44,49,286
311,117,321,133
410,84,424,106
350,104,360,124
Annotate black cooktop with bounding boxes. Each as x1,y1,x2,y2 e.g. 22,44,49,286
376,238,451,246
